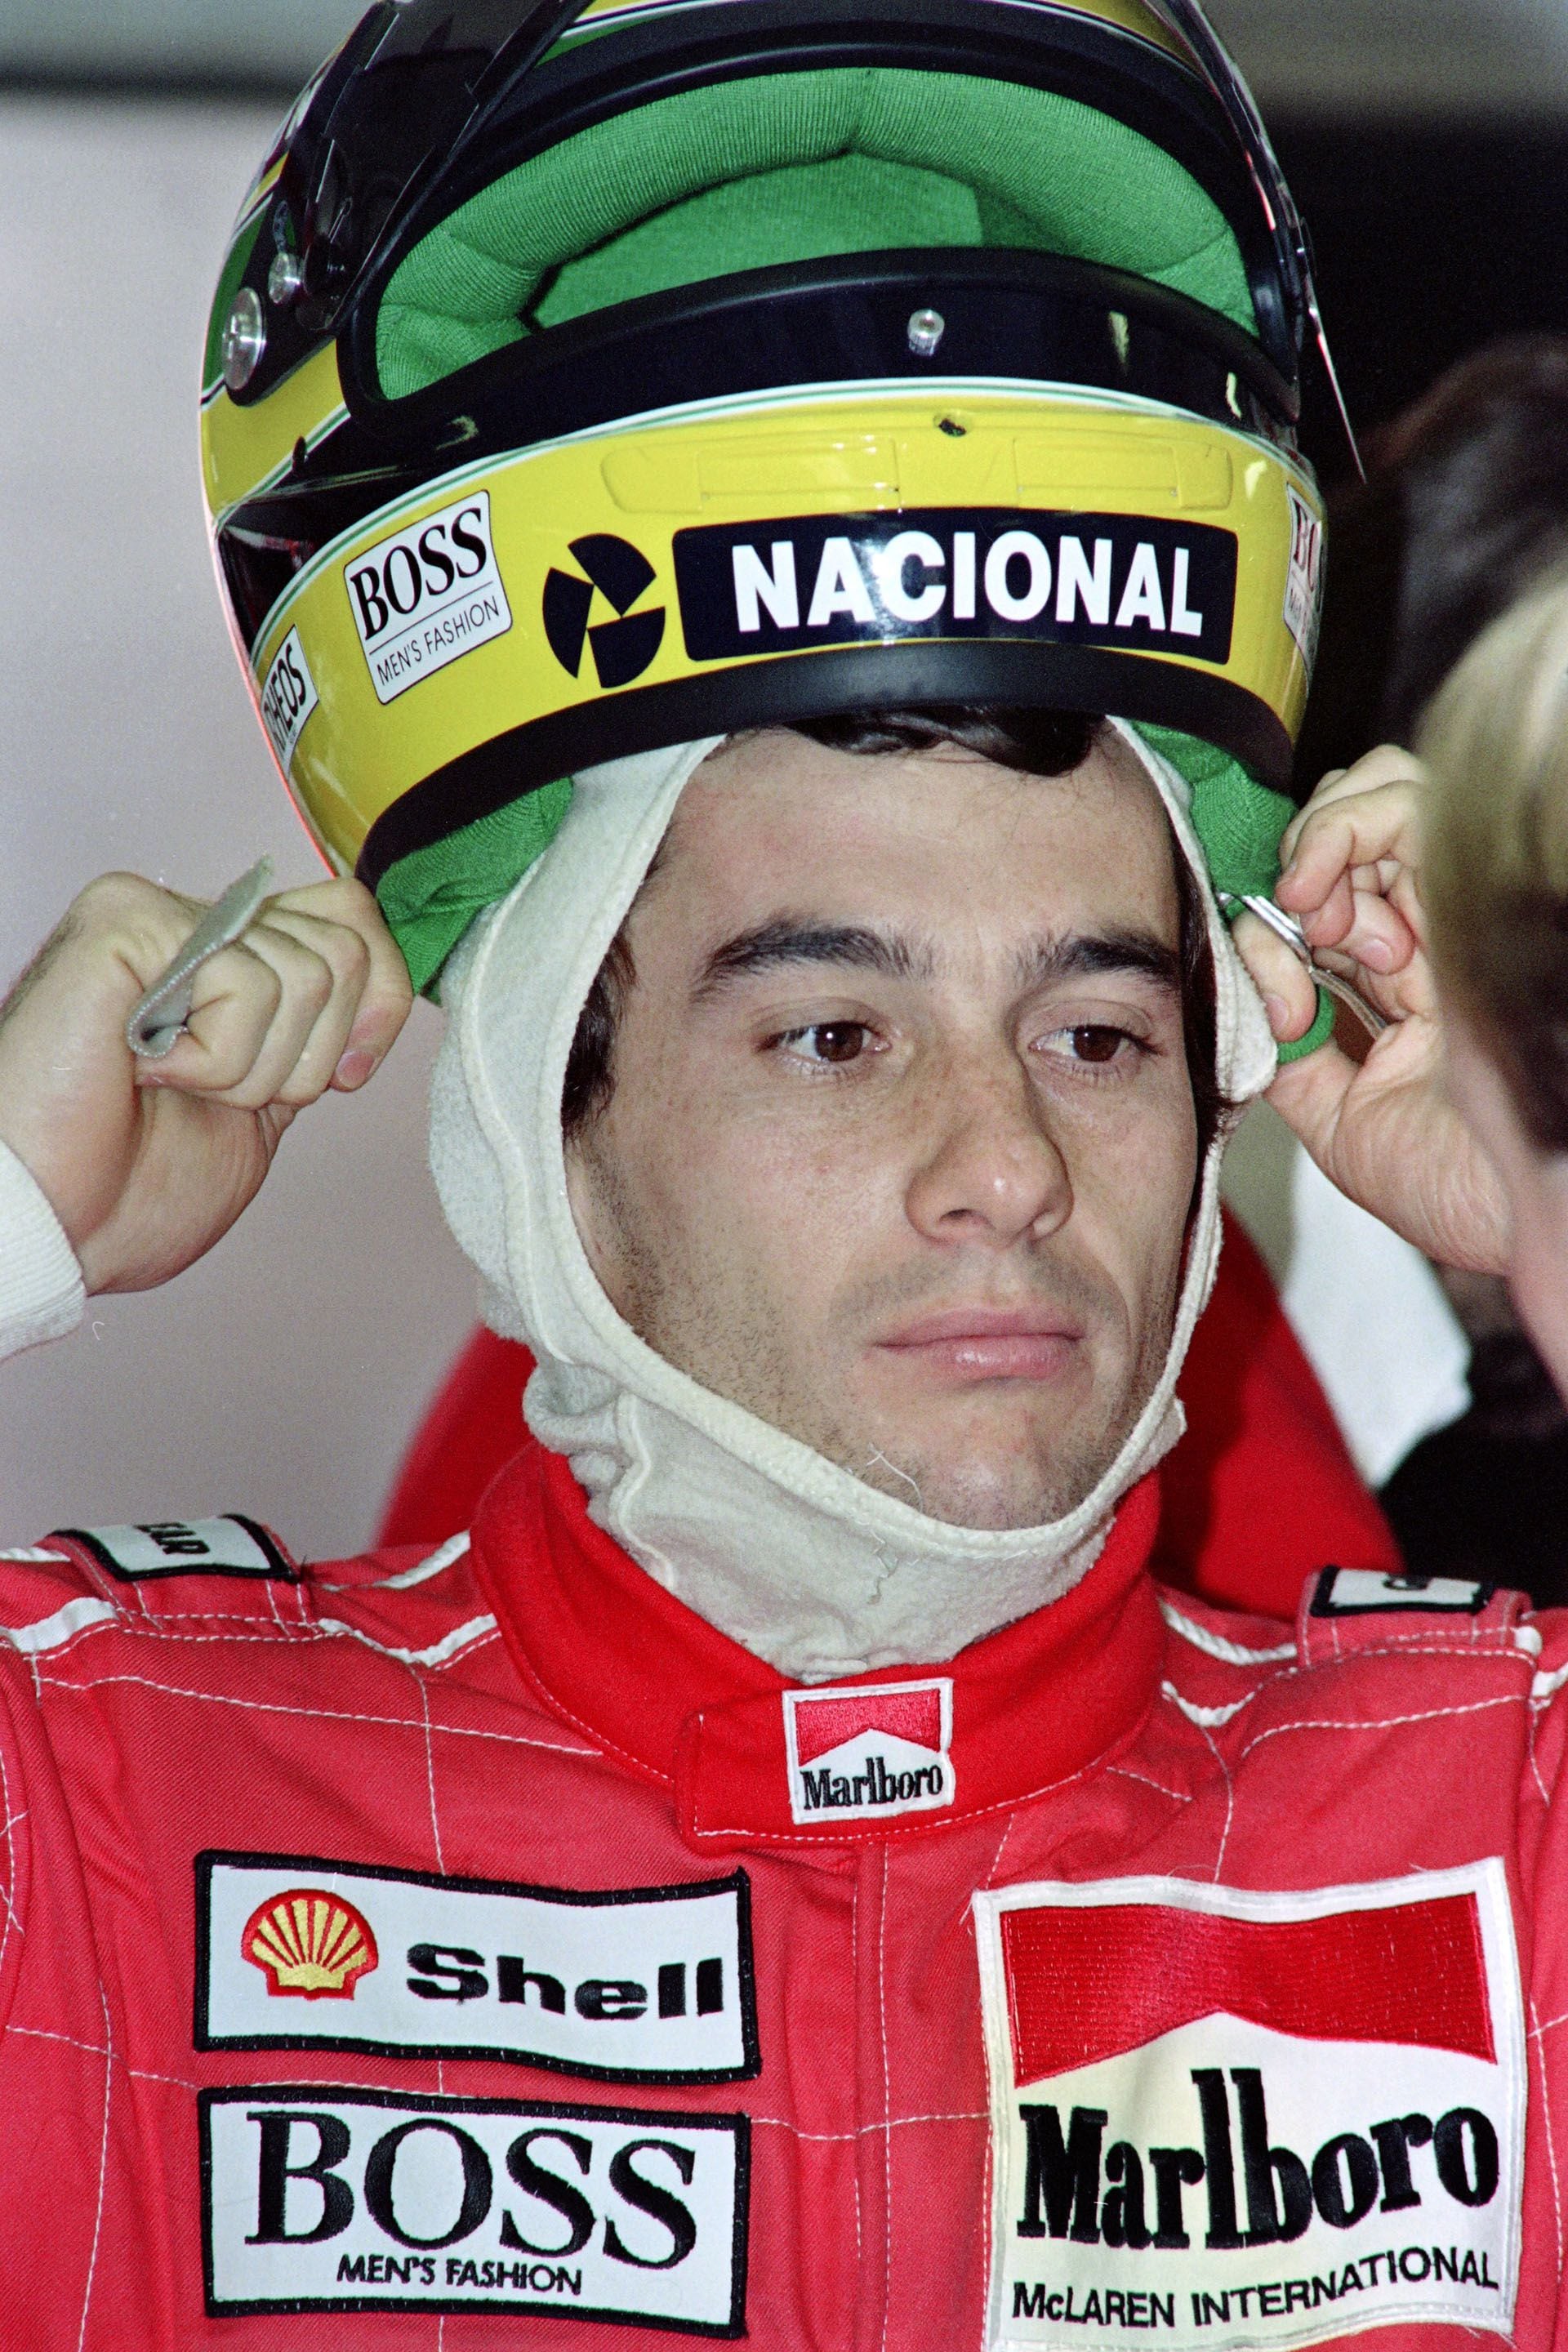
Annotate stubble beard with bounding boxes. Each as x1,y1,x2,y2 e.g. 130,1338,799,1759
807,1304,1174,1530
574,1147,1180,1532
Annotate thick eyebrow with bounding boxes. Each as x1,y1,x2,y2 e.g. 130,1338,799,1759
692,918,936,1000
1013,927,1182,998
690,916,1181,1004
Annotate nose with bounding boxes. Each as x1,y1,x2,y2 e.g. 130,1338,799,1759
904,1052,1071,1248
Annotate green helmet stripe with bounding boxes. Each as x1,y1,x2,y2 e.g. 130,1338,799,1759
376,726,1293,997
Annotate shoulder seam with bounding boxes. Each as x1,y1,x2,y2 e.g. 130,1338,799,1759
1158,1598,1295,1667
0,1597,119,1657
314,1611,499,1671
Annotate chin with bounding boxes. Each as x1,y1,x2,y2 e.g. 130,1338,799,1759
835,1379,1120,1529
852,1437,1116,1532
922,1481,1062,1532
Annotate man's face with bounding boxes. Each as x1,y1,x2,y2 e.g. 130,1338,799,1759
566,728,1200,1529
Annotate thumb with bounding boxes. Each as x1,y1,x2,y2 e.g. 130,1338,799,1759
1263,1040,1362,1173
1231,910,1320,1045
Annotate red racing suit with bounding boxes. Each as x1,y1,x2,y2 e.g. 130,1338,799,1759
0,1441,1564,2350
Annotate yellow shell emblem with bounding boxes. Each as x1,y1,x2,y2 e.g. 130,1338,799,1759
242,1888,379,2000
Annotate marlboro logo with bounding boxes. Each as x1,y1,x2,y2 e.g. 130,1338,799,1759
782,1678,954,1825
1000,1892,1494,2082
974,1866,1525,2350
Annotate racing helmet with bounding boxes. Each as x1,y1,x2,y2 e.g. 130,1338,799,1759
201,0,1336,994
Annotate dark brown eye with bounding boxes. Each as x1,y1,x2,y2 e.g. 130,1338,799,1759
1071,1026,1125,1064
807,1022,868,1063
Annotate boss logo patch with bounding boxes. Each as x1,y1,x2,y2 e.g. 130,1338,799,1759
199,2086,749,2332
1311,1567,1495,1618
197,1855,759,2082
674,507,1236,667
974,1865,1523,2349
52,1515,295,1583
345,489,512,703
783,1677,955,1824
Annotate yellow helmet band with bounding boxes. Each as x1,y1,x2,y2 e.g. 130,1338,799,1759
244,385,1321,898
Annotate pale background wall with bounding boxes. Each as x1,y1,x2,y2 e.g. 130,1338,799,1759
0,95,481,1558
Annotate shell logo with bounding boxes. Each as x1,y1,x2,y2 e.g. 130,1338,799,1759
241,1888,379,2000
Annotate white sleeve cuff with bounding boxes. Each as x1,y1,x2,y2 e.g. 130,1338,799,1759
0,1138,85,1361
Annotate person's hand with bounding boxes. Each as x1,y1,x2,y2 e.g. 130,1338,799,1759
1232,744,1511,1273
0,871,412,1293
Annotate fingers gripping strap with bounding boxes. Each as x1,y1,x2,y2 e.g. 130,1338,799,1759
125,858,274,1057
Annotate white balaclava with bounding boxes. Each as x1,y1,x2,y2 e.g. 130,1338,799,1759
430,720,1278,1683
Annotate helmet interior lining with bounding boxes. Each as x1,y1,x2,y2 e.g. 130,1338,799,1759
375,66,1256,401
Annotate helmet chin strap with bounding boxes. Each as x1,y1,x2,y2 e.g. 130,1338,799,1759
430,728,1277,1682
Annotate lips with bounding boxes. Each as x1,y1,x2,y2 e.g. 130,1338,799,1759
874,1306,1083,1383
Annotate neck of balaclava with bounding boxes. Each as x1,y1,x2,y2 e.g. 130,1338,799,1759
516,1325,1187,1685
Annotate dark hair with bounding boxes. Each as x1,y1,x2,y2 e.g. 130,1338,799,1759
785,703,1098,773
1295,336,1568,782
562,924,638,1138
562,706,1223,1163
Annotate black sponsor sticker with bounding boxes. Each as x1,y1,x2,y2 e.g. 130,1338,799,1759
200,2085,749,2331
1311,1568,1495,1619
196,1852,759,2082
674,506,1236,667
